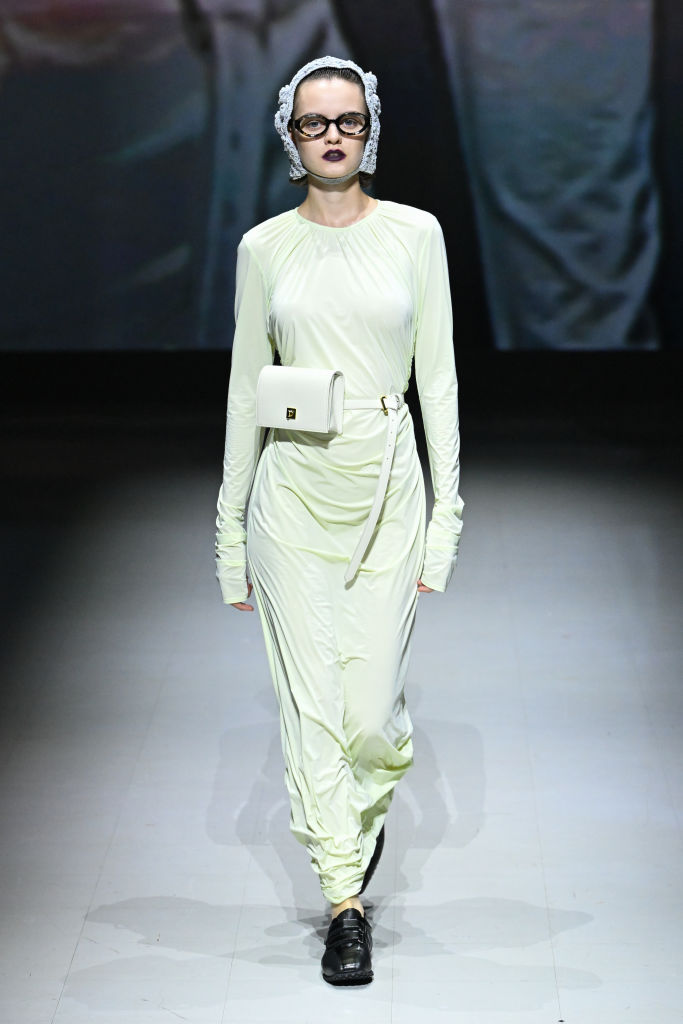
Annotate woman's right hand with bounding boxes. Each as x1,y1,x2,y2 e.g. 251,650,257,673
231,581,254,611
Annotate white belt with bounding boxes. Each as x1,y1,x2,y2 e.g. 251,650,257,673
342,393,405,584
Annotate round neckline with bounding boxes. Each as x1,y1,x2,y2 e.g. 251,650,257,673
295,198,381,232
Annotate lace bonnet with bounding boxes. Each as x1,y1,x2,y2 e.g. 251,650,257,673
274,55,381,181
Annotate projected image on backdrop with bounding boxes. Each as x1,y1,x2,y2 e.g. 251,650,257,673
0,1,676,351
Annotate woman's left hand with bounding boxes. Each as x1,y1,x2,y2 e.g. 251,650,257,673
417,579,434,593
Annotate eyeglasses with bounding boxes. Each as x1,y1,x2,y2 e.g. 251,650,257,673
291,112,369,139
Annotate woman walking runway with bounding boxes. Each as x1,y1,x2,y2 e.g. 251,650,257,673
215,55,463,984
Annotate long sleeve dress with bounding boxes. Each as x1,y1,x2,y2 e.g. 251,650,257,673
215,199,464,904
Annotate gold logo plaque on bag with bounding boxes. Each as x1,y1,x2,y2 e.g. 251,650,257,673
286,407,297,420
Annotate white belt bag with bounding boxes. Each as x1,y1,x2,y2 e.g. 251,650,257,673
254,364,405,584
256,365,345,434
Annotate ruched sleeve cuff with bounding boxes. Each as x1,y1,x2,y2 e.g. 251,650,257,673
420,494,465,592
215,521,249,604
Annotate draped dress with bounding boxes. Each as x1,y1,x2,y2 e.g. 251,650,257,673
215,199,463,903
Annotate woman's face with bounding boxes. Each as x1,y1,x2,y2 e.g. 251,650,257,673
290,76,368,181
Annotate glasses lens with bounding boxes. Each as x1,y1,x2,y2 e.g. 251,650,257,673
297,115,327,137
338,114,368,136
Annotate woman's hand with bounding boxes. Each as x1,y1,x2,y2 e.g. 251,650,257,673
417,579,434,593
231,581,255,611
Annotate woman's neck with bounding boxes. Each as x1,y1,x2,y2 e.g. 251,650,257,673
297,182,377,228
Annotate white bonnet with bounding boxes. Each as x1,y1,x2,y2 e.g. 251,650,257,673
274,55,381,181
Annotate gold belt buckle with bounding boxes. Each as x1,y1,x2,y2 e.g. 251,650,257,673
380,395,389,416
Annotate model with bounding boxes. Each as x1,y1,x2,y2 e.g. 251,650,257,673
215,55,464,985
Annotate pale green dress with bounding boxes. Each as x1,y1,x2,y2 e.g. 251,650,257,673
215,199,464,903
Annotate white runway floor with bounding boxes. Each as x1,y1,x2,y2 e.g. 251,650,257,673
1,420,682,1023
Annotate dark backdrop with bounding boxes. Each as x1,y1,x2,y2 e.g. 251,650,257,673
0,0,681,357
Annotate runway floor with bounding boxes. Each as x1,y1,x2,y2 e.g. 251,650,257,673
1,408,682,1023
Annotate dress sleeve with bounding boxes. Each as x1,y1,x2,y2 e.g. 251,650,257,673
414,216,464,592
215,238,275,604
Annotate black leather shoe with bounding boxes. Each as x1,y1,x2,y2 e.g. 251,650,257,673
359,825,385,895
321,908,373,985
